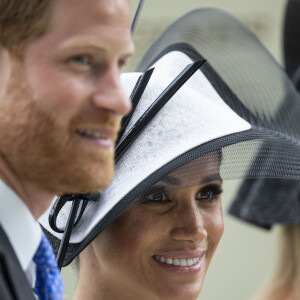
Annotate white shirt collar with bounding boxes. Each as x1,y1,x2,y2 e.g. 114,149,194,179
0,179,41,271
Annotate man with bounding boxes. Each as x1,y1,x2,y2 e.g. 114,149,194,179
0,0,133,299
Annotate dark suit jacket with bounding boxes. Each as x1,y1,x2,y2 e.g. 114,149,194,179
0,225,35,300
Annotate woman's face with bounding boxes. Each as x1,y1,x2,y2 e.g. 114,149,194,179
92,157,224,300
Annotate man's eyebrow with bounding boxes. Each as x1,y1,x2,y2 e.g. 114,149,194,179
60,39,106,50
59,39,135,57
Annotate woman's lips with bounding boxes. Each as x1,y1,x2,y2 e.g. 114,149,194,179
154,255,200,267
153,251,205,275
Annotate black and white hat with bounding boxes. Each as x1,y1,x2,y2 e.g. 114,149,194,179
40,8,300,266
230,0,300,228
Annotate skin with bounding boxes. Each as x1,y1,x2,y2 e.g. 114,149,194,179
75,154,224,300
0,0,134,219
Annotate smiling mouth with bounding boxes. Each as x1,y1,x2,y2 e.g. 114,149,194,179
76,129,109,139
154,255,201,267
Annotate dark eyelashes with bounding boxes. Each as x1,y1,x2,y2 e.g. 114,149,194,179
196,184,223,202
142,187,168,198
201,183,223,195
140,189,169,204
141,183,223,206
143,199,169,206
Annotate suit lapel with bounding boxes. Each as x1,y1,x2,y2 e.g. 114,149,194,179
0,225,35,300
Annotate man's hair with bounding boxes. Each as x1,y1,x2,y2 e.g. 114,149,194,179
0,0,52,55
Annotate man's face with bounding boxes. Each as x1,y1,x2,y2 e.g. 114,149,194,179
0,0,134,194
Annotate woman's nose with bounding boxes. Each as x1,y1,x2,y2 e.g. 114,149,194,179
170,202,208,243
90,65,132,116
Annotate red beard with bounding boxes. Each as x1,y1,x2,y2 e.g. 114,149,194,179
0,59,119,195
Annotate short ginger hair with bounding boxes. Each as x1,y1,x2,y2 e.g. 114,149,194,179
0,0,52,55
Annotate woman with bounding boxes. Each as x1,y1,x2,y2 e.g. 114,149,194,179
40,8,300,300
74,151,224,300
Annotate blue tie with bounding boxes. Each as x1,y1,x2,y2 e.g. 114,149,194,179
33,234,64,300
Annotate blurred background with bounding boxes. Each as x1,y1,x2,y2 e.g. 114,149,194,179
62,1,288,299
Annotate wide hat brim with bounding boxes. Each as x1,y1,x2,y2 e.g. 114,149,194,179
229,0,300,228
229,178,300,229
40,8,300,267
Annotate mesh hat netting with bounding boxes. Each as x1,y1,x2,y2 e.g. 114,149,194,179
230,0,300,229
229,178,300,229
284,0,300,91
40,8,300,267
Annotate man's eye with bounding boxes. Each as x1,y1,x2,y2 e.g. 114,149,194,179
143,193,170,206
71,55,90,65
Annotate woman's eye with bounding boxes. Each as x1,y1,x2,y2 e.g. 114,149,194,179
195,185,223,203
143,193,170,206
196,190,214,201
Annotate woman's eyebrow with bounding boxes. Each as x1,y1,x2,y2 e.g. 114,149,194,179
160,175,181,185
200,174,223,184
159,174,222,186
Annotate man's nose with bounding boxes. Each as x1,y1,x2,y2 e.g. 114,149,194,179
170,202,207,243
91,65,132,116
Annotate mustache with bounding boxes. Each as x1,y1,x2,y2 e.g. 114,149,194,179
69,110,121,130
68,110,122,144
